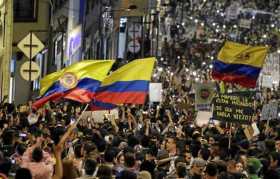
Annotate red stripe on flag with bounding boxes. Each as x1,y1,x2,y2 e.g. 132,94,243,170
64,88,96,103
212,70,257,88
95,91,148,104
32,92,64,109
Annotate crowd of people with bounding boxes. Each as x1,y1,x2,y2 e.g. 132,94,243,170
0,53,279,179
0,0,279,179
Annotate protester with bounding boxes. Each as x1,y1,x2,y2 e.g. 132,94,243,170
2,1,280,179
2,59,280,179
1,65,280,179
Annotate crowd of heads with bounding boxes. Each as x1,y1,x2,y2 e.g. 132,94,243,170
153,0,280,77
0,1,280,179
0,53,280,179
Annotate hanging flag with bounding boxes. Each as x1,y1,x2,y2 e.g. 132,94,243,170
32,60,115,109
212,41,268,88
94,57,156,105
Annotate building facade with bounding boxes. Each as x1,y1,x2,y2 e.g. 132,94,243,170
11,0,50,105
8,0,155,104
0,0,13,103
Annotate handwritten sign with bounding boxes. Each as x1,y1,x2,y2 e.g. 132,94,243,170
213,94,254,124
244,122,260,140
261,101,279,120
262,52,280,87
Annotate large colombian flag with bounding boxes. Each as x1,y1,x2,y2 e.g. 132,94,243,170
212,41,268,88
32,60,115,109
93,57,156,105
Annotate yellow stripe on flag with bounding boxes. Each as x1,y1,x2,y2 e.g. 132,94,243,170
101,57,156,86
40,60,115,95
218,41,268,68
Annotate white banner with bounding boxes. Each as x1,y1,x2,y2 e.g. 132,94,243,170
261,52,280,87
149,83,162,102
261,101,279,120
261,75,273,88
226,2,240,20
251,122,260,137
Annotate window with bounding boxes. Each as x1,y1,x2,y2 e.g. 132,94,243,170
14,0,38,22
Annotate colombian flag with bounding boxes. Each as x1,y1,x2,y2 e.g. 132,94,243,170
93,57,156,105
32,60,115,109
212,41,268,88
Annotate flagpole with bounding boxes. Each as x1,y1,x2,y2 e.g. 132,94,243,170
73,104,89,126
228,123,232,150
57,103,89,148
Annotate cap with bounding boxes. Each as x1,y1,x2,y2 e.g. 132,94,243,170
247,157,262,173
